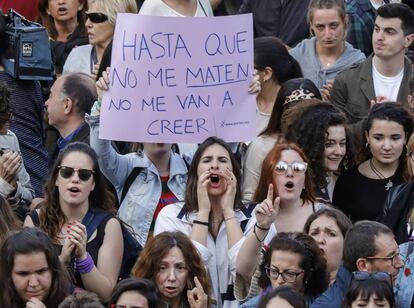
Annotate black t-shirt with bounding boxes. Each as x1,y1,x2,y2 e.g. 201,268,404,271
333,165,404,222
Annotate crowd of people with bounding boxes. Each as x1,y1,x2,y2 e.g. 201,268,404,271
0,0,414,307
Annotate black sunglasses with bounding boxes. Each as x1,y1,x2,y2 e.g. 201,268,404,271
86,12,108,23
58,166,95,181
353,271,392,284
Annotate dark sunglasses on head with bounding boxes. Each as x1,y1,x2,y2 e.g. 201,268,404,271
86,12,108,23
353,271,392,284
58,166,95,181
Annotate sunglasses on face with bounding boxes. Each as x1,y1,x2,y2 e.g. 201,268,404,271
353,271,392,284
274,161,308,175
86,12,108,23
57,166,95,181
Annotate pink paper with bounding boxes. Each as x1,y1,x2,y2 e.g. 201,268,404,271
100,14,255,143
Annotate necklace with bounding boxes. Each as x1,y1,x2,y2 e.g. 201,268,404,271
369,159,394,191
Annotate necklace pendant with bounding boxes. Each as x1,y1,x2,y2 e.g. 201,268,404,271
385,180,393,191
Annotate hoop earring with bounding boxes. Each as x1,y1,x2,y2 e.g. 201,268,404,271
365,142,371,152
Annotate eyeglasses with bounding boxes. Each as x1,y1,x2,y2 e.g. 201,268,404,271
353,271,392,284
110,305,143,308
86,12,108,23
274,161,308,175
57,166,95,181
365,250,403,267
265,267,304,283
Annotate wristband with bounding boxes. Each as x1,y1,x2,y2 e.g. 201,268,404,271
253,224,265,243
255,222,270,231
76,253,94,274
193,219,209,226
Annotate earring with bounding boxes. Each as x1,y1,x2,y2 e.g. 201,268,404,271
365,142,370,152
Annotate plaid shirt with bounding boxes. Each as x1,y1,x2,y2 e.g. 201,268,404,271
346,0,379,57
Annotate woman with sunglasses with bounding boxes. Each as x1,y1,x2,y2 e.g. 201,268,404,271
242,78,321,202
235,142,322,301
24,142,124,302
239,232,329,307
333,103,413,222
38,0,89,74
63,0,137,76
343,272,395,308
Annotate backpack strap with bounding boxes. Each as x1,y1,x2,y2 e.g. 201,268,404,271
120,167,144,204
28,209,40,227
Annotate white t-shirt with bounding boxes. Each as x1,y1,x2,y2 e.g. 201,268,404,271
139,0,213,17
256,108,270,136
372,63,404,102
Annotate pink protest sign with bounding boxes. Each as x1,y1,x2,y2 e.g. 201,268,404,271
99,14,255,143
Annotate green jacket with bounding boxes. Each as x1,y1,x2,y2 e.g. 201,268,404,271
330,54,412,124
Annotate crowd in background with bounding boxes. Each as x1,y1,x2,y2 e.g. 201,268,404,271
0,0,414,307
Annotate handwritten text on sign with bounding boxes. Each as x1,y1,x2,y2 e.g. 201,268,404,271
100,14,255,143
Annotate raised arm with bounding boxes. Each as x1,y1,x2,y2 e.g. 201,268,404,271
236,184,279,282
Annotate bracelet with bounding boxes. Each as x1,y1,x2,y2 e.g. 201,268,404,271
224,216,235,222
76,253,94,274
255,222,270,231
193,219,209,226
253,224,266,243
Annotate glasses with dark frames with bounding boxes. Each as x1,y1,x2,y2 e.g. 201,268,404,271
365,250,403,267
57,166,95,181
86,12,109,23
265,267,304,283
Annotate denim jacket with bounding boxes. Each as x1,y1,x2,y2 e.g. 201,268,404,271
395,242,414,308
86,114,188,246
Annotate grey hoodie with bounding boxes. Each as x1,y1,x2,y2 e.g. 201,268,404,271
290,37,365,89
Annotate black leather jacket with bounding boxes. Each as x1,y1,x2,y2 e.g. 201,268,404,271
380,181,414,244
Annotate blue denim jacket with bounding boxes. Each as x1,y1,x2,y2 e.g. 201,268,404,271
395,242,414,308
87,114,188,246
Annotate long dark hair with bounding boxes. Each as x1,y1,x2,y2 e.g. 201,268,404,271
40,142,116,242
254,36,302,85
38,0,88,40
0,227,71,307
0,196,21,244
362,102,413,180
285,102,353,188
183,136,242,214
